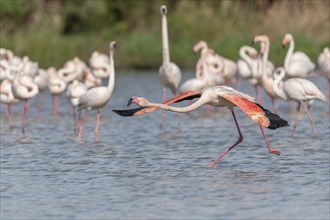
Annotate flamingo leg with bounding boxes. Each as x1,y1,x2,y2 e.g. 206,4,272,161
6,104,13,130
301,101,316,138
77,110,89,142
160,87,167,129
22,100,28,135
94,111,101,142
207,111,243,168
52,95,58,116
72,106,77,134
291,102,301,137
258,124,280,155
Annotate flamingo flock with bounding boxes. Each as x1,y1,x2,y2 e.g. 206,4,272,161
1,5,329,169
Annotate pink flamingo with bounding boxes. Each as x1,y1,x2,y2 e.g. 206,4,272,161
113,86,288,168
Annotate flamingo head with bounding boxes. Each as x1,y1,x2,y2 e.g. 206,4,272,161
282,33,292,48
110,41,117,50
160,5,167,15
193,41,207,53
127,97,150,107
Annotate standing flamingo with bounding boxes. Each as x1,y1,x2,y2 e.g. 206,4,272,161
272,67,326,138
282,33,315,78
253,35,280,113
12,69,39,134
0,79,20,129
317,47,330,104
159,5,182,129
47,67,67,116
33,68,49,112
77,41,116,142
113,86,288,168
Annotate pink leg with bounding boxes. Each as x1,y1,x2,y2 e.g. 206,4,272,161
22,100,28,135
258,124,280,155
291,102,301,137
52,96,57,116
207,111,243,168
94,111,101,142
6,104,13,130
160,87,167,129
77,110,89,142
72,106,77,134
301,101,316,138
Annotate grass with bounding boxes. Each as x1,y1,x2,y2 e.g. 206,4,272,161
0,0,329,69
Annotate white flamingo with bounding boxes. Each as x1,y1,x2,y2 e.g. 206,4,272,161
317,47,330,106
12,69,39,134
159,5,182,129
89,51,110,79
114,86,288,168
282,33,315,78
33,68,49,112
253,35,280,113
47,67,67,116
77,41,116,142
272,67,326,138
0,79,20,129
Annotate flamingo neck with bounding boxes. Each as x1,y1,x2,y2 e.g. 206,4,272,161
272,70,289,101
107,50,115,94
284,38,294,70
260,41,276,98
239,47,254,66
162,14,170,65
147,95,208,113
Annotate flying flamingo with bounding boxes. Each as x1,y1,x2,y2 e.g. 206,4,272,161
159,5,182,129
76,41,116,142
12,69,39,134
113,86,288,168
282,33,315,78
272,67,326,138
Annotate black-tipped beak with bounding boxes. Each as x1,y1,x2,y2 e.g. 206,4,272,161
282,44,286,49
127,98,133,107
251,39,255,44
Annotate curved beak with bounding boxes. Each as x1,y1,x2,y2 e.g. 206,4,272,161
127,98,134,107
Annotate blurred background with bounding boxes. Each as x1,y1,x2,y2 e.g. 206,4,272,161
1,0,329,69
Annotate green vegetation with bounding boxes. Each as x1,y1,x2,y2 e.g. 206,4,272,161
0,0,329,69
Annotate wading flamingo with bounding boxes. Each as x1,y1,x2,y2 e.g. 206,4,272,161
47,67,67,116
282,33,315,78
12,69,39,134
113,86,288,168
77,41,116,142
317,47,330,104
0,79,20,129
272,67,326,138
159,5,182,129
33,68,49,112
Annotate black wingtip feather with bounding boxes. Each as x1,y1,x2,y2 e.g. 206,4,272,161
112,107,146,117
256,103,289,130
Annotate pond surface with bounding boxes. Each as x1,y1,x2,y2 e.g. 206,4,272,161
1,71,329,219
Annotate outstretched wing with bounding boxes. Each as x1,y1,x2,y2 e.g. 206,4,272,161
220,92,288,130
113,90,202,117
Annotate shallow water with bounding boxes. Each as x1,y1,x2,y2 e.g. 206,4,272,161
1,71,329,219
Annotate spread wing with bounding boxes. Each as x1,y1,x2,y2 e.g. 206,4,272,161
113,90,202,117
219,92,288,129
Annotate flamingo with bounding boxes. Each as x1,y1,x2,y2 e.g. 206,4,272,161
89,51,110,79
317,47,330,100
33,68,49,112
253,35,280,113
272,67,326,138
159,5,182,129
47,67,67,116
282,33,315,78
66,79,87,133
11,69,39,134
113,86,288,168
0,79,20,129
76,41,116,142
